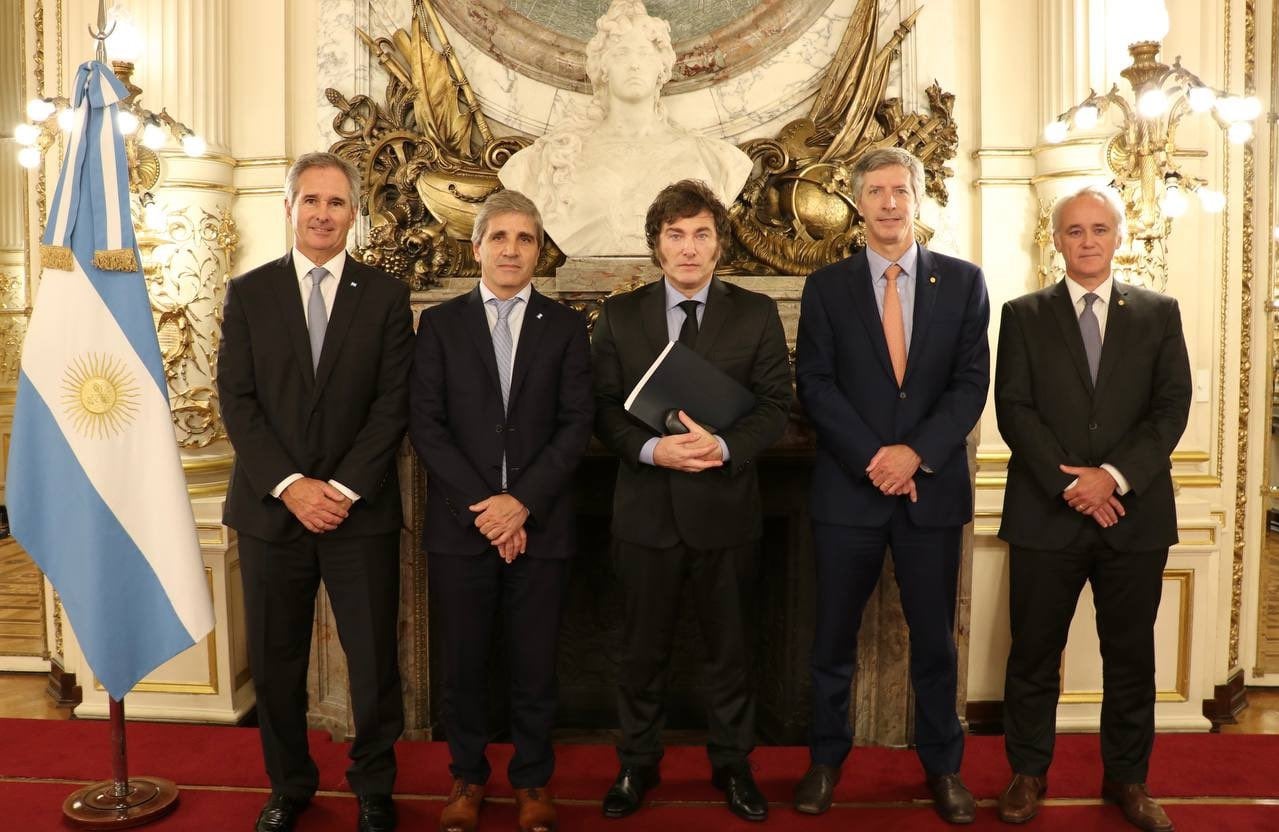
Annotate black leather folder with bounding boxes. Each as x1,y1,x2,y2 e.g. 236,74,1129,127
624,341,756,435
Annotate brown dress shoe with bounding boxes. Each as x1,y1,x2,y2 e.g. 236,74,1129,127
927,773,976,824
439,779,484,832
1102,781,1174,832
998,773,1047,824
514,786,557,832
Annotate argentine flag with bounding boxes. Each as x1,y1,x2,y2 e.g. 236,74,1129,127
6,61,214,700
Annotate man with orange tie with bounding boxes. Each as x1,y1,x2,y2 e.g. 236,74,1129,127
794,148,990,824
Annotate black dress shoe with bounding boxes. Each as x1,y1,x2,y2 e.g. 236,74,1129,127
255,792,308,832
711,765,768,822
357,793,397,832
927,773,976,824
794,763,840,814
602,765,660,819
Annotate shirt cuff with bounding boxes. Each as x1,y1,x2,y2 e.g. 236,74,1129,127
271,473,304,499
714,435,730,462
639,437,659,466
1100,464,1130,496
329,479,361,503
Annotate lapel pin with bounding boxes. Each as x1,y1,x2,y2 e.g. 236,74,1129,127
929,275,937,284
350,281,358,287
537,312,543,319
1117,298,1125,307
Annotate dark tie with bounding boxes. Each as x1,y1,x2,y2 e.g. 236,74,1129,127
678,299,700,347
1079,292,1102,383
306,267,329,372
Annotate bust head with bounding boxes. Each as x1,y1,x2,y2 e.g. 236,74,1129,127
585,0,676,115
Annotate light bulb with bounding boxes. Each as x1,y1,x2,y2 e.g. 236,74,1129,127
1118,0,1170,44
141,122,167,150
1187,86,1216,113
104,1,143,63
143,200,166,232
1198,189,1226,213
181,133,207,157
1137,88,1168,118
1239,97,1263,121
1074,105,1099,129
17,147,41,169
1228,121,1254,144
116,110,139,135
26,98,55,122
14,123,40,146
1160,186,1188,218
56,108,77,131
1043,121,1069,144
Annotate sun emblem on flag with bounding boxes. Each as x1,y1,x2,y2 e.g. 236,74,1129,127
61,354,141,438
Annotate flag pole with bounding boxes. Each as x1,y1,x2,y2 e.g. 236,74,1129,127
62,697,179,828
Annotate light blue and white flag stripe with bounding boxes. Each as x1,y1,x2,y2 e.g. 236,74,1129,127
7,61,213,700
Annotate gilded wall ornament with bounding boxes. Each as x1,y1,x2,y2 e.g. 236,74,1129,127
327,0,957,282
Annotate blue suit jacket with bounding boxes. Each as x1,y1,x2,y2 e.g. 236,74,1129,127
795,246,990,528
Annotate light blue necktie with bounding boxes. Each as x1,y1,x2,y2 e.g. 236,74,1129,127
307,267,330,372
1079,292,1102,384
489,296,521,488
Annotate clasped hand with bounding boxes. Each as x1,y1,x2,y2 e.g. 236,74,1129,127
1060,464,1125,528
866,445,920,503
282,477,351,534
652,411,724,473
470,493,529,563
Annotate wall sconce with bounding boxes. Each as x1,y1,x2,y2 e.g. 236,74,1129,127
1040,0,1261,286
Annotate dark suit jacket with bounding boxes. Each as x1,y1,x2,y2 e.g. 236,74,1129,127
592,276,793,550
218,252,414,542
995,279,1191,551
409,285,594,557
795,246,990,528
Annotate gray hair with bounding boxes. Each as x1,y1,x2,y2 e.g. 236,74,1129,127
472,189,545,248
285,152,361,209
849,147,925,214
1051,184,1127,239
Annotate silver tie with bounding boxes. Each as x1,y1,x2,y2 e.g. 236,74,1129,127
307,267,330,372
1079,292,1102,384
489,296,521,488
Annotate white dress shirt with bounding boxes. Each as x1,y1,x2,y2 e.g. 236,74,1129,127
1062,275,1130,496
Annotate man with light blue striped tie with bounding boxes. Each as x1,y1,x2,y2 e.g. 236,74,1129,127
410,190,594,832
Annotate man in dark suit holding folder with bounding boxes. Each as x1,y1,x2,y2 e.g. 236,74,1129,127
592,179,792,823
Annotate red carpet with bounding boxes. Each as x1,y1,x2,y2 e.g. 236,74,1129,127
1,719,1277,829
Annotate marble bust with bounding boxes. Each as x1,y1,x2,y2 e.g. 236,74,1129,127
498,0,754,257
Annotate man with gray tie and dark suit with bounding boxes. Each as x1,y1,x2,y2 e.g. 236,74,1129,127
410,190,594,832
219,152,413,832
995,184,1190,832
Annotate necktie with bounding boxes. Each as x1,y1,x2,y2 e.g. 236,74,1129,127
488,296,520,409
489,296,521,489
882,263,907,385
307,267,329,372
1079,292,1102,383
678,299,700,347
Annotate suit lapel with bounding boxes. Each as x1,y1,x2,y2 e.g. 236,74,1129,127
640,279,670,357
312,257,368,401
1093,281,1130,399
695,276,732,356
462,285,503,397
267,252,315,392
847,250,896,382
1048,279,1095,393
507,287,549,410
904,246,940,384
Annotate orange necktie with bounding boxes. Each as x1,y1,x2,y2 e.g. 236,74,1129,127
882,263,907,385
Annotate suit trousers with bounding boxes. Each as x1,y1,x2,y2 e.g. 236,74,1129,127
809,506,965,775
613,539,760,771
1004,539,1168,783
239,531,403,800
429,550,568,788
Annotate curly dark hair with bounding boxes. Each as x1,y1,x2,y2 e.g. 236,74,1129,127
643,179,731,267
